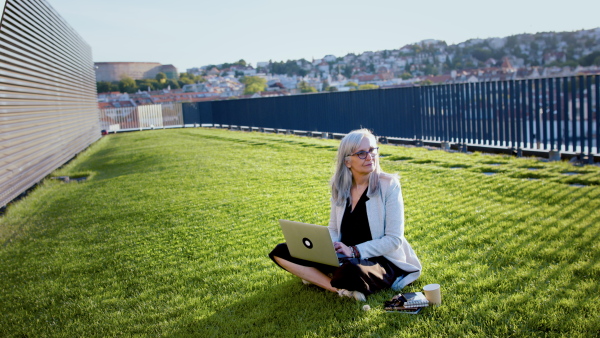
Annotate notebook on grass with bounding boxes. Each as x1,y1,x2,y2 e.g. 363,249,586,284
278,219,343,267
384,292,429,314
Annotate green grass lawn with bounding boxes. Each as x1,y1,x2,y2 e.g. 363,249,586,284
1,128,599,337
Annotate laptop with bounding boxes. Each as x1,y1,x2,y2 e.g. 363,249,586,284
278,219,344,267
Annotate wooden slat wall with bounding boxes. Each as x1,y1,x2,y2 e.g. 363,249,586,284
0,0,100,207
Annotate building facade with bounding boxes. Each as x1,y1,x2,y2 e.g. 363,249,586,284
95,62,178,82
1,0,101,208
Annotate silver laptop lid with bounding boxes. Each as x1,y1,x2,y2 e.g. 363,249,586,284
278,219,340,267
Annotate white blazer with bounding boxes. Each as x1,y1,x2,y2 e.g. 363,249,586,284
328,173,422,290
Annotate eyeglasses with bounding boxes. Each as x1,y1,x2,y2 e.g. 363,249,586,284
350,147,379,159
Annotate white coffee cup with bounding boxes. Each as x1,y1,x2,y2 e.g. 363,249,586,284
423,283,441,305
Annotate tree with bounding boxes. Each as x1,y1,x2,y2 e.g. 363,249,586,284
400,72,412,80
96,81,119,93
269,60,303,76
444,55,452,70
166,79,180,89
424,64,438,76
241,76,267,95
178,77,195,87
505,35,518,49
155,72,167,83
580,51,600,66
343,65,353,78
472,48,492,62
298,81,317,93
358,84,379,90
177,73,200,88
96,81,108,93
220,59,248,70
119,76,137,93
344,81,358,88
136,79,158,91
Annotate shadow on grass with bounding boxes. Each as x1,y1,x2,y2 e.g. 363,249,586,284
181,277,449,337
479,160,509,165
181,280,363,337
507,171,552,180
439,163,471,169
469,166,503,175
410,159,440,164
453,181,600,333
77,147,167,182
384,155,413,161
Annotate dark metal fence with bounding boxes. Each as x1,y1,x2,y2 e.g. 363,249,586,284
418,76,599,157
182,75,599,159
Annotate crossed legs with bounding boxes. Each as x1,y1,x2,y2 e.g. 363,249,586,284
273,256,338,293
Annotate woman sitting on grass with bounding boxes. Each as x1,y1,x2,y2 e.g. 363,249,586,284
269,129,421,301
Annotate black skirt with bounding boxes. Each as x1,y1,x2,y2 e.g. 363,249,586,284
269,243,407,295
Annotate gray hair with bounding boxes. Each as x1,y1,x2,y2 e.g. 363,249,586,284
330,129,382,206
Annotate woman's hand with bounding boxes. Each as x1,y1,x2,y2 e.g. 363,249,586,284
333,241,353,257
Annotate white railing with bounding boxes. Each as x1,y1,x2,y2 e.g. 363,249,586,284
99,102,184,132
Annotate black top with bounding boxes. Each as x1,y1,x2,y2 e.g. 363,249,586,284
340,188,372,246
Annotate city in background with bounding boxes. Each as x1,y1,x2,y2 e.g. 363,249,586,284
96,28,600,109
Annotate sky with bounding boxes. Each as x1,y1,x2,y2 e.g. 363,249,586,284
42,0,600,72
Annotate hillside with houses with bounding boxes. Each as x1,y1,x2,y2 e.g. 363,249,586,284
98,28,600,109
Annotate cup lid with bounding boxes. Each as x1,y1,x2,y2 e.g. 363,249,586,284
423,283,440,290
